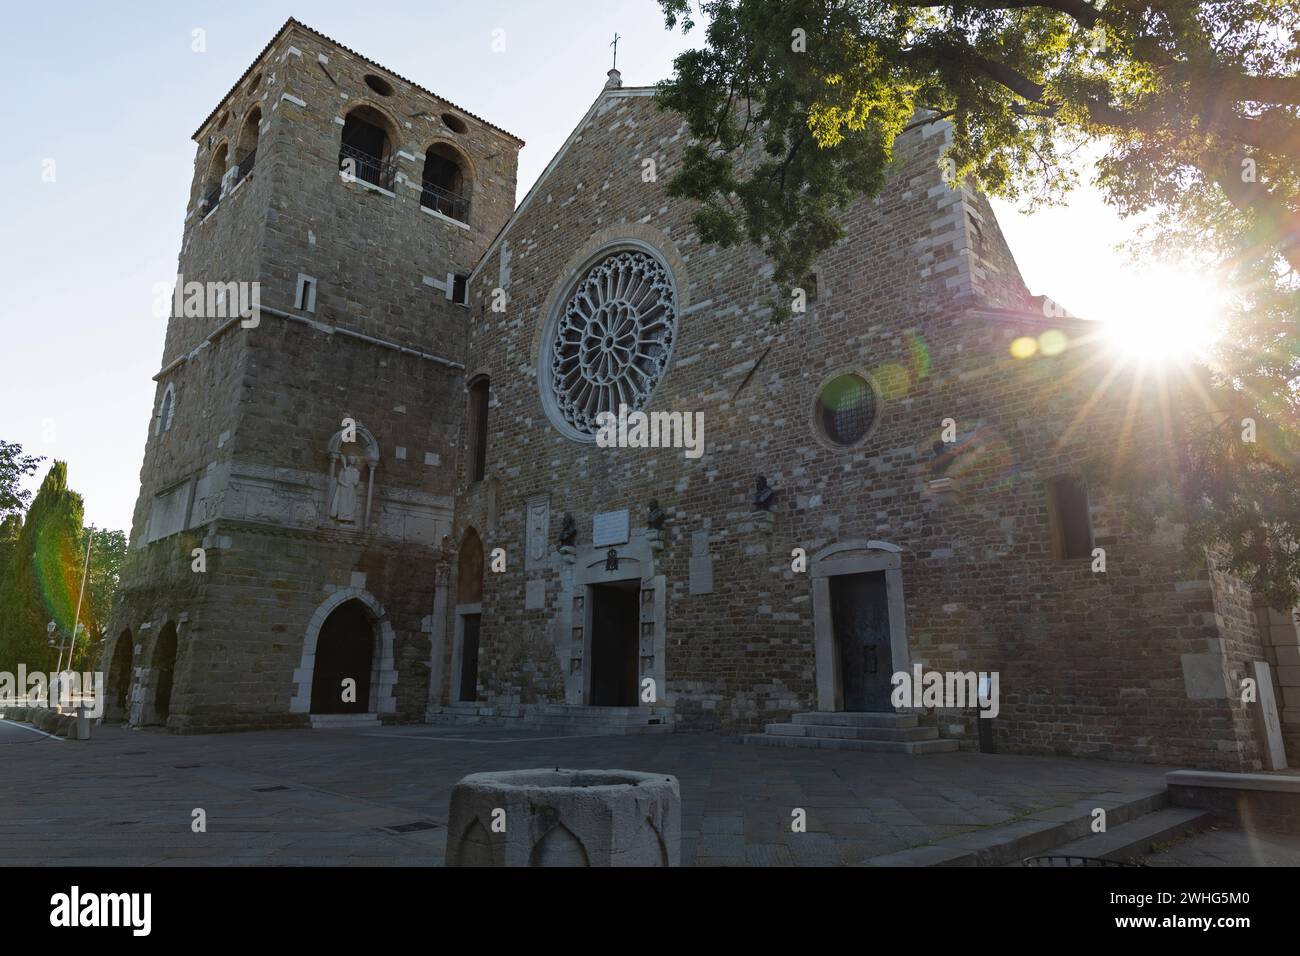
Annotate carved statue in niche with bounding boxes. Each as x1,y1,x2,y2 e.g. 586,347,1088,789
326,422,380,531
331,454,362,522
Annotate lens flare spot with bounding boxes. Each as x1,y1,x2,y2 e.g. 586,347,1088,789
1010,337,1038,359
1038,329,1068,356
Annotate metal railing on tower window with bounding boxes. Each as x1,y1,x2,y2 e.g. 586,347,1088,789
201,184,221,214
235,148,257,182
338,143,397,191
419,181,470,223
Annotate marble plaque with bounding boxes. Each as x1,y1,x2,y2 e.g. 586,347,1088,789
593,509,630,547
525,495,550,570
689,555,714,595
1253,660,1288,770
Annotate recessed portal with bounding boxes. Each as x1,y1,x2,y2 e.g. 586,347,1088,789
107,629,134,722
589,581,639,706
829,571,893,712
311,600,374,714
458,613,481,702
151,623,179,724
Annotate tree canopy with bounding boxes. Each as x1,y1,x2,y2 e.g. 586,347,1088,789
0,462,85,673
656,0,1300,606
0,439,43,519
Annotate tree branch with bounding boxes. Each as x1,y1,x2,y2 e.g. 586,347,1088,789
1215,167,1300,273
894,0,1101,28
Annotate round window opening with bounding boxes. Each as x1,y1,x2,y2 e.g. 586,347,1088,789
542,248,678,440
815,374,878,446
441,112,468,134
365,74,394,96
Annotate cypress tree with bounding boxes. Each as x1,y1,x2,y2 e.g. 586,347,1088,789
0,462,85,673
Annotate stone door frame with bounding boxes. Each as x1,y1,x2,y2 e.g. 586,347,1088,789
450,602,482,703
810,540,910,712
290,588,397,716
564,535,666,708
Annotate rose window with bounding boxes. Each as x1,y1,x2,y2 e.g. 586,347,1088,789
545,250,678,438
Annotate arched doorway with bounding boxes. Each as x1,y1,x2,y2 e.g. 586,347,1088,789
310,599,376,714
106,630,134,722
151,622,179,725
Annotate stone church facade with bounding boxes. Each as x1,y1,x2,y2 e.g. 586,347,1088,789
106,19,1300,771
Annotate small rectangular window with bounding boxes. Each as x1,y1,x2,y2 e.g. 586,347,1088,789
451,273,469,306
295,274,317,312
1046,476,1093,560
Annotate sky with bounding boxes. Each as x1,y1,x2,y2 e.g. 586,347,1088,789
0,0,1203,533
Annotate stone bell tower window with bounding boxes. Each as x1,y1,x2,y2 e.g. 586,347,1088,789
540,246,678,441
155,383,176,436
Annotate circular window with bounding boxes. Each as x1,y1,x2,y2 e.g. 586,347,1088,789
441,112,468,134
365,74,394,96
247,73,262,92
542,248,678,440
815,373,878,446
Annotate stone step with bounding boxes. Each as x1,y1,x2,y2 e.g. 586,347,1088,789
538,705,665,718
309,713,381,729
861,787,1170,867
534,713,669,724
1043,808,1213,863
765,722,938,742
742,733,958,755
791,711,919,729
525,721,675,736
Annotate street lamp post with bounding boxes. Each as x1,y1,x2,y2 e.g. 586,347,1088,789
46,621,62,708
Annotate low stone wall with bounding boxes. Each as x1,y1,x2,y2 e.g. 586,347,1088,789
2,706,92,740
1167,770,1300,833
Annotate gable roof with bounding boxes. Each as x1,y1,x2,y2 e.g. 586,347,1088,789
191,17,523,145
470,85,656,283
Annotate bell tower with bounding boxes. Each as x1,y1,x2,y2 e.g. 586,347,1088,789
108,18,522,731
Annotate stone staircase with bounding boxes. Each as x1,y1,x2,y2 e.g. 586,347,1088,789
861,786,1211,866
743,711,958,754
429,702,673,736
1033,806,1212,864
309,712,382,730
530,705,673,735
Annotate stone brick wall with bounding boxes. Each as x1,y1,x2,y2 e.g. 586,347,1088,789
451,86,1268,770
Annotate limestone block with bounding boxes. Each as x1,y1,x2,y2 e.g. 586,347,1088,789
446,768,680,867
1181,652,1230,699
37,711,60,733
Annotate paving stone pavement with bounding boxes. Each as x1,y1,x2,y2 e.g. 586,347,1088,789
0,719,1173,866
1143,827,1300,867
